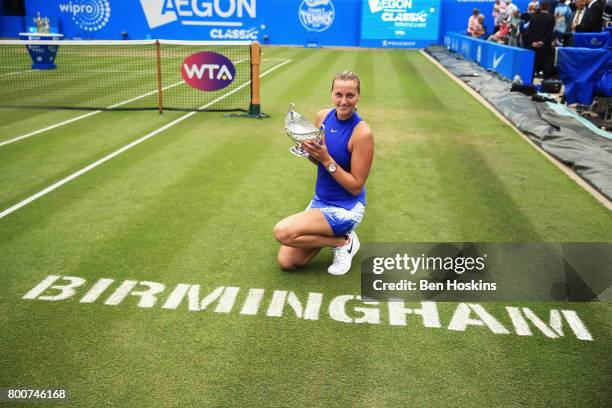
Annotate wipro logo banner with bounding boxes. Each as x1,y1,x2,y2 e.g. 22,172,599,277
59,0,111,32
140,0,256,29
181,52,236,91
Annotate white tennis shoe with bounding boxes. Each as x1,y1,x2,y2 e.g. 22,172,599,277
328,231,360,276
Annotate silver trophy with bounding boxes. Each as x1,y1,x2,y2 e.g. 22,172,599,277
284,103,324,158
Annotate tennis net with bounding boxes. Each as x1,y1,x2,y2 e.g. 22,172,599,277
0,39,264,114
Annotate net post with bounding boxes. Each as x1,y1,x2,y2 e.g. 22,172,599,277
248,41,268,118
155,40,163,114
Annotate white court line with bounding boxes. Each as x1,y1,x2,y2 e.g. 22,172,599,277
0,70,31,77
0,59,248,148
0,58,292,220
0,79,184,148
85,69,159,74
0,111,102,148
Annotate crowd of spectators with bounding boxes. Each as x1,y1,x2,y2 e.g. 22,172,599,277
466,0,611,79
467,0,610,43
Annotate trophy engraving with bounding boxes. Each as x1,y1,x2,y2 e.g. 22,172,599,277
284,103,324,158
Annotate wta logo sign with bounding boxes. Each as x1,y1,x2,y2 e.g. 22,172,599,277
299,0,335,32
59,0,111,32
181,52,236,92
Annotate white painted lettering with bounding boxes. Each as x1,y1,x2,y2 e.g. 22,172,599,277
506,307,593,341
353,298,381,324
328,295,354,323
240,288,265,315
104,280,165,308
267,290,322,320
23,275,85,301
80,278,115,303
448,303,509,334
388,301,441,328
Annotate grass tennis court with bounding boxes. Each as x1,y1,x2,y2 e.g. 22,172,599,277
1,47,611,407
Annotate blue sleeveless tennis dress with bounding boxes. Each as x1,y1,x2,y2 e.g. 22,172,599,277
307,109,366,235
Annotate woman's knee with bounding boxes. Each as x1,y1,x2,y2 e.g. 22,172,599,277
277,253,298,271
273,221,296,246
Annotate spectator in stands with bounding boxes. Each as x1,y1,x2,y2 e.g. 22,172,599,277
549,0,560,14
488,20,511,43
505,0,520,22
523,2,539,24
525,1,555,79
520,2,540,46
529,0,541,10
474,14,487,38
575,0,604,31
467,8,481,36
493,0,507,33
554,0,573,44
508,9,522,45
571,0,587,31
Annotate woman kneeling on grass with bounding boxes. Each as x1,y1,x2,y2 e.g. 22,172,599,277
273,71,374,275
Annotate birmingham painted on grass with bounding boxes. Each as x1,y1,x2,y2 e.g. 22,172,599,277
25,275,593,341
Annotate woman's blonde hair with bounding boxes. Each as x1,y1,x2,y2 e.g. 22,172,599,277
331,71,360,94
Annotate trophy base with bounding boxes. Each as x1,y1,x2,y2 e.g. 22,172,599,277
289,146,309,158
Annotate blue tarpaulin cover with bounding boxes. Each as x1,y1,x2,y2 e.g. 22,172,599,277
557,48,612,105
572,32,611,49
596,70,612,97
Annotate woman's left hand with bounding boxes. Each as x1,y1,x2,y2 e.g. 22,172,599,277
302,136,331,165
